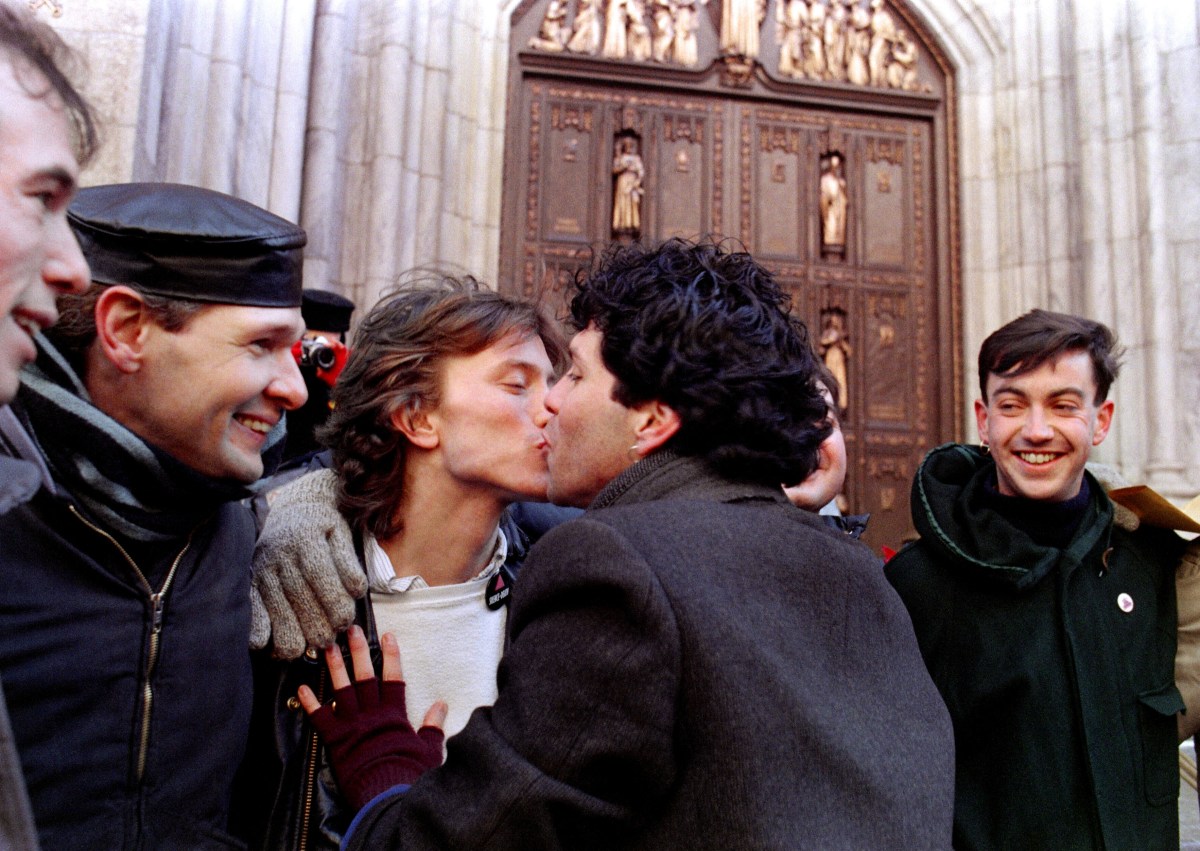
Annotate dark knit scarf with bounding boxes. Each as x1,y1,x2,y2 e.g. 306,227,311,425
13,333,285,544
982,471,1091,551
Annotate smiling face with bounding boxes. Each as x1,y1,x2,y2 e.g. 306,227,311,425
543,325,645,508
127,304,307,482
0,57,90,403
975,349,1114,503
424,332,555,503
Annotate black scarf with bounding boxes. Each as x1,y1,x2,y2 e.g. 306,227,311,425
13,333,284,543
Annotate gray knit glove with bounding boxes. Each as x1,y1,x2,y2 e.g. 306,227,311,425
1086,462,1140,532
250,469,367,659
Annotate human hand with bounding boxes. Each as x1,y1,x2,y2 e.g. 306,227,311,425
250,469,367,659
298,626,448,810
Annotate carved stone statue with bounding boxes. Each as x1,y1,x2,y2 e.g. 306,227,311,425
824,0,848,80
628,0,653,61
867,0,896,86
602,0,629,58
820,153,848,249
819,310,851,413
887,28,918,90
845,2,870,85
651,0,675,62
673,0,703,66
804,0,827,79
567,0,603,54
528,0,570,52
721,0,767,60
612,137,645,233
775,0,806,78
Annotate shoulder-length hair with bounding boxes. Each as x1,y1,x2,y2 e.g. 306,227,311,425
322,275,566,539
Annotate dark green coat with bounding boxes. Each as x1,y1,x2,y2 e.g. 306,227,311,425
887,443,1185,851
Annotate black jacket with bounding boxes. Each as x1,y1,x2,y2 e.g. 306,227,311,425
0,450,256,850
888,444,1184,850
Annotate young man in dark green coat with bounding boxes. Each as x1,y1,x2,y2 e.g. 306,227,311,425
887,309,1187,850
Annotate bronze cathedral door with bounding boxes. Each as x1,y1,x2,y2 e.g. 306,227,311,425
500,0,961,550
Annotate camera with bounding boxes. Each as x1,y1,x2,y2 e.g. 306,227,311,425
296,338,337,370
291,336,350,388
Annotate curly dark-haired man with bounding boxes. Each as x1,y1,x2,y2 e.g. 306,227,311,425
299,239,956,850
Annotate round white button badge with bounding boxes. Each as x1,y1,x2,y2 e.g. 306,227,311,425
1117,593,1134,613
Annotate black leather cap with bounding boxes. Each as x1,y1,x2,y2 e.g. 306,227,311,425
301,289,355,333
68,183,306,308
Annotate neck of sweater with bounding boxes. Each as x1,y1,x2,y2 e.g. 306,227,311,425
982,473,1091,550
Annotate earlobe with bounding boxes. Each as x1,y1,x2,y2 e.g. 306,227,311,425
392,402,439,450
93,286,150,374
633,400,682,455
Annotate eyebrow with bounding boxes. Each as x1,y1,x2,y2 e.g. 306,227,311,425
991,384,1087,400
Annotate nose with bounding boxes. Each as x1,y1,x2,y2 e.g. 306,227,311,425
268,349,309,411
531,386,552,429
1022,406,1054,441
544,375,567,416
43,217,91,296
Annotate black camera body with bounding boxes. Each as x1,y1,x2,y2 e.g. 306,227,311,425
296,338,337,370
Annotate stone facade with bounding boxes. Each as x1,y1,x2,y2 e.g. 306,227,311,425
33,0,1200,499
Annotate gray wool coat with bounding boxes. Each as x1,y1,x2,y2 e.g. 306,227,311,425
345,452,955,850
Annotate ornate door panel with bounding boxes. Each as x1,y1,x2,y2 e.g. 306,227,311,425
501,0,960,550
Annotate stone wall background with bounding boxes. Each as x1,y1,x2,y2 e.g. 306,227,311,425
34,0,1200,499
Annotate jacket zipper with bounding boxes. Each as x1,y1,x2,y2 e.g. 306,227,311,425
297,665,328,851
68,504,194,782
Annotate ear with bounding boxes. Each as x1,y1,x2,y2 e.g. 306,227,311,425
391,402,439,450
631,399,681,456
93,286,152,374
973,398,989,445
1091,399,1115,446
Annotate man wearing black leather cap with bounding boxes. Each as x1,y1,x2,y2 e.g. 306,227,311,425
0,181,307,849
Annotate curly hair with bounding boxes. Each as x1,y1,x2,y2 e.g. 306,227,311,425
0,2,98,164
569,238,831,486
323,275,567,540
978,309,1123,404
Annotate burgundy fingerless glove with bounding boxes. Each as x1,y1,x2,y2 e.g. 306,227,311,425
308,678,445,810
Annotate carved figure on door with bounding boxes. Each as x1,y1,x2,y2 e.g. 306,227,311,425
820,153,848,249
819,310,851,413
612,137,645,233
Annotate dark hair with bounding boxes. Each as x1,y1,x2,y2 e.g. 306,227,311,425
47,284,207,371
978,309,1123,404
569,238,830,486
324,275,567,540
0,2,98,164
